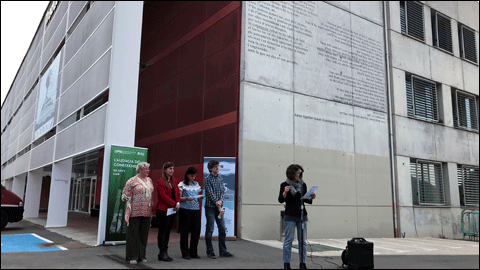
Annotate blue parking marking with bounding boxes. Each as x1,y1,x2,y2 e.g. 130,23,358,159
1,234,67,253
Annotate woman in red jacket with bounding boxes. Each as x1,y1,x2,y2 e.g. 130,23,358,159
156,161,181,262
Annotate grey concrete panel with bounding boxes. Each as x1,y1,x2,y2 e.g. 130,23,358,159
58,51,110,121
427,1,459,22
446,163,461,207
240,139,294,205
41,15,67,72
435,126,477,165
388,1,401,33
73,104,106,155
29,137,54,170
394,117,437,161
392,68,408,117
7,139,17,161
325,1,350,11
242,82,294,144
43,2,68,50
349,1,383,26
411,207,445,238
352,107,389,157
462,61,479,95
440,85,454,128
467,132,479,165
54,125,75,161
457,1,479,32
294,145,357,206
451,20,461,58
357,206,394,237
355,154,392,206
439,207,463,239
243,2,294,91
294,94,354,153
398,206,418,238
390,31,431,78
429,48,463,89
425,5,434,46
8,124,19,148
61,11,114,93
19,106,35,135
67,1,88,30
65,1,115,65
240,204,288,240
4,162,15,180
17,124,33,153
15,152,31,175
300,205,359,239
395,155,413,207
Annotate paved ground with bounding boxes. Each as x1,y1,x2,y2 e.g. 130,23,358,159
1,220,479,269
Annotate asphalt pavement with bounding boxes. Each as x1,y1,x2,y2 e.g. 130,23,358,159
1,220,478,269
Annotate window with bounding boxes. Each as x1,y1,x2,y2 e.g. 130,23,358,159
431,10,452,53
400,1,425,41
411,160,445,205
406,75,439,122
459,24,478,64
452,89,479,131
457,165,479,207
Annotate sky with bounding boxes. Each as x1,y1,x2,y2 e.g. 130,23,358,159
1,1,49,107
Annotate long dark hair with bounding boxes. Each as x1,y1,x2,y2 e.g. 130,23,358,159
184,167,198,185
162,162,174,188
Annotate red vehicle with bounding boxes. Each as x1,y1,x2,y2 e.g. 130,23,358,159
1,184,24,230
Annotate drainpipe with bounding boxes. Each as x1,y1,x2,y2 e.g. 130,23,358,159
383,1,399,238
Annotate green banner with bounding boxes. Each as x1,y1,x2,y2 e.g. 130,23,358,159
105,145,148,242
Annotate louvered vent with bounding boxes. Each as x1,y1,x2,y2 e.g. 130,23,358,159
411,160,445,205
461,25,478,64
406,76,438,122
435,12,452,52
405,1,425,41
458,165,479,207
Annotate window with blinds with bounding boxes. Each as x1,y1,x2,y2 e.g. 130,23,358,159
400,1,425,41
452,89,479,131
457,165,479,207
411,160,445,205
406,75,439,122
431,10,452,53
459,25,478,64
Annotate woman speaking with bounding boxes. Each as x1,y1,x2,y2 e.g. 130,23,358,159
278,164,316,269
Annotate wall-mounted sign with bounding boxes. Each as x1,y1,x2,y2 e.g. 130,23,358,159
35,52,61,141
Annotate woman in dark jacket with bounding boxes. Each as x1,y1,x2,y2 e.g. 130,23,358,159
278,164,316,269
156,162,181,262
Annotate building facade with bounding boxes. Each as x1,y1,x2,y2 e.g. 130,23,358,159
1,1,478,244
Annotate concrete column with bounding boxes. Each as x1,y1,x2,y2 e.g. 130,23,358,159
11,174,26,200
447,162,461,207
24,169,43,218
97,1,144,245
46,158,72,227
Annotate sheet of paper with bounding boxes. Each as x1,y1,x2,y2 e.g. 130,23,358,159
302,185,319,199
166,208,176,216
192,195,204,199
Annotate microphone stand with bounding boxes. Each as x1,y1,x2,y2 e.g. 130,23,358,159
300,196,304,266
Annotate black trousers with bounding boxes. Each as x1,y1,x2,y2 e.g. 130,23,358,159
125,216,151,261
178,208,201,257
156,209,177,255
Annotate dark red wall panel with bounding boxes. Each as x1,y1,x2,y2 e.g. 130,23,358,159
136,1,241,188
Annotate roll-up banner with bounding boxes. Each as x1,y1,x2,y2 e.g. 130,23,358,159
200,157,236,237
35,52,61,140
104,145,148,243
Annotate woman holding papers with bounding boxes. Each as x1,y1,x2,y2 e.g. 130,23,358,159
178,167,203,260
156,162,181,262
278,164,316,269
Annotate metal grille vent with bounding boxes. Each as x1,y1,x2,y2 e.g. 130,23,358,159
456,91,479,130
460,26,478,64
401,1,425,41
433,12,452,53
458,165,479,207
412,160,445,205
406,75,438,122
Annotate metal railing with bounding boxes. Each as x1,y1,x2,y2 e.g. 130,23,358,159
461,209,479,241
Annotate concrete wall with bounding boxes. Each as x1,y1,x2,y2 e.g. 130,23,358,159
239,1,394,240
388,1,479,239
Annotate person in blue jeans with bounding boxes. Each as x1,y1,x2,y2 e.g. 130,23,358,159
204,159,234,259
278,164,316,269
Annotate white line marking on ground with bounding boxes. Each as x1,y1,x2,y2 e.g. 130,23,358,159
30,233,68,250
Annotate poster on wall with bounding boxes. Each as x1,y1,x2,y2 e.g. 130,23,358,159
34,52,61,140
200,157,236,237
105,145,148,243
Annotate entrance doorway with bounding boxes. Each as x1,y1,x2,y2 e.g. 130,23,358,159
69,177,96,214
